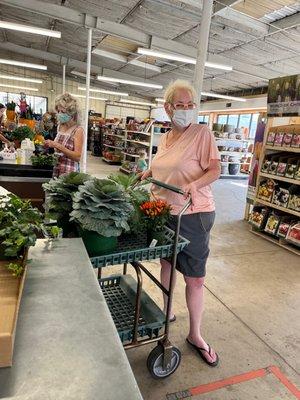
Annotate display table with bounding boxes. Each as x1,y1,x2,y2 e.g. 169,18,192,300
0,238,143,400
0,159,52,209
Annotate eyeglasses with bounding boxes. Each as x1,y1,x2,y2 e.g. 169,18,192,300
171,102,196,110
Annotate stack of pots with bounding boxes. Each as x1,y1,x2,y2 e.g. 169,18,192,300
228,156,240,175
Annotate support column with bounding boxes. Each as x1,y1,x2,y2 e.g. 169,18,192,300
193,0,214,121
81,27,92,173
62,64,66,93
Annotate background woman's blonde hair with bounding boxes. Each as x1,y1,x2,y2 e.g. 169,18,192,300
164,79,197,104
55,92,80,122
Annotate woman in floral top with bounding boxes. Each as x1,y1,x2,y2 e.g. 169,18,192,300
45,93,84,177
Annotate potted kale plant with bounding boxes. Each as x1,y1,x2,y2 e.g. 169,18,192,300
70,178,133,256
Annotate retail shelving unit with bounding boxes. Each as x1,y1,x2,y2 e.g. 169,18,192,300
120,120,154,174
101,125,126,165
214,132,253,179
250,121,300,255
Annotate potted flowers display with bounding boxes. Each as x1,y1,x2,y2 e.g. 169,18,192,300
31,154,58,169
11,125,35,148
5,101,16,121
140,199,172,245
70,178,134,256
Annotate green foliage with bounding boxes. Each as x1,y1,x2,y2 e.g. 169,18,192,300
7,262,24,277
31,154,57,168
70,178,134,237
43,172,91,221
6,101,16,111
108,172,150,235
42,225,62,239
0,194,42,258
12,125,35,141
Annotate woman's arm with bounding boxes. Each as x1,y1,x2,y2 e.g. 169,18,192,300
140,169,152,180
0,133,10,144
185,159,221,197
45,128,84,162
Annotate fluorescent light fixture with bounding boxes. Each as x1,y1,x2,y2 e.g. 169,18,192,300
97,75,163,89
201,91,246,102
137,48,232,71
78,86,128,96
120,99,156,107
70,70,87,78
0,21,61,38
0,74,43,83
155,98,164,102
0,58,47,70
70,93,108,101
0,83,38,91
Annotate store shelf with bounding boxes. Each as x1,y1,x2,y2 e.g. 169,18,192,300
250,228,300,256
103,144,123,150
126,139,150,147
260,172,300,185
126,130,151,136
215,138,254,142
220,173,249,179
220,151,251,155
103,133,125,139
102,157,122,165
265,145,299,153
254,197,300,218
122,152,149,159
119,167,131,175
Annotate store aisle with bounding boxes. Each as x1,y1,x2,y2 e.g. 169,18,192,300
87,156,300,400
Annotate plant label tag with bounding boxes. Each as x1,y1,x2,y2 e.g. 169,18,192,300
149,239,158,247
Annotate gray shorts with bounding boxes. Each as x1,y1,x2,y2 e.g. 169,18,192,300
166,211,215,278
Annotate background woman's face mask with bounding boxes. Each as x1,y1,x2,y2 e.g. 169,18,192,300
57,112,72,124
171,109,194,128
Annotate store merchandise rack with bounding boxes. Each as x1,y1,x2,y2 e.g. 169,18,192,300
250,121,300,254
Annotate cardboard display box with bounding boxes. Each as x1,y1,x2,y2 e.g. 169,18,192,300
0,261,27,367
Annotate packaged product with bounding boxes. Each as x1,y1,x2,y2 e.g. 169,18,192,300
287,185,300,212
277,218,293,238
274,132,284,146
261,158,271,173
249,207,268,230
257,179,275,202
282,133,293,147
264,213,281,235
285,157,299,178
272,186,290,207
291,134,300,148
276,157,288,176
266,131,276,145
286,223,300,247
294,164,300,181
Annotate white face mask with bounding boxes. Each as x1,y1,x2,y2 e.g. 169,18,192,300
172,109,194,128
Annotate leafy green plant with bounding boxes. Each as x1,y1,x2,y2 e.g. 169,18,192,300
0,194,42,259
108,173,150,235
70,178,134,237
6,101,16,111
7,262,24,277
42,225,62,239
43,172,91,221
12,125,35,141
31,154,57,168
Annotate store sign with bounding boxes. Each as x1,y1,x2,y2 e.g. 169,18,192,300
267,74,300,117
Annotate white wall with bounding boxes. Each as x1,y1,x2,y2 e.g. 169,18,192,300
150,106,170,122
0,65,152,119
106,104,150,120
199,95,267,113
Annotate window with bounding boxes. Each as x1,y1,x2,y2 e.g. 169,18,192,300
227,114,239,127
198,114,209,124
238,114,251,129
0,91,47,115
217,114,228,125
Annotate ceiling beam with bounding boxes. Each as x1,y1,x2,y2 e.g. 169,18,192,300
0,0,278,82
0,41,163,87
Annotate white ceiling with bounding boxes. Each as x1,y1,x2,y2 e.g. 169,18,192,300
0,0,299,101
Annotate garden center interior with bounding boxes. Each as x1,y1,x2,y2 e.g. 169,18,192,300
0,1,299,399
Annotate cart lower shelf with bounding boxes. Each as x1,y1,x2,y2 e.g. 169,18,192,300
99,274,165,343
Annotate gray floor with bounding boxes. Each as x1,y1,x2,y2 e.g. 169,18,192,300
87,155,300,400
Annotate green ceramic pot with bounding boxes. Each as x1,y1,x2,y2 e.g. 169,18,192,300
78,228,117,257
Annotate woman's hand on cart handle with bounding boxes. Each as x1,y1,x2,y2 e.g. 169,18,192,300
140,169,152,181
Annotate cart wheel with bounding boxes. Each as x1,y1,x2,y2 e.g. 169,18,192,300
147,345,181,379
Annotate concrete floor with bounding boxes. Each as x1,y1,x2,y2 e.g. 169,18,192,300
87,155,300,400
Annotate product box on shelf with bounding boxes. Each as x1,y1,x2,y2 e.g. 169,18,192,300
274,132,285,146
277,217,295,238
268,155,280,175
249,206,269,230
291,133,300,148
276,156,289,176
282,132,293,147
294,164,300,180
257,179,275,202
272,186,290,207
266,131,276,145
264,213,281,235
286,223,300,247
261,157,271,173
285,157,299,178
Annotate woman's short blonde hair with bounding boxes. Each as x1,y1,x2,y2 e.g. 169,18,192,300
164,79,197,104
55,93,79,120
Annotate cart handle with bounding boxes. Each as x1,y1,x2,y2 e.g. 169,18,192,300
147,178,186,196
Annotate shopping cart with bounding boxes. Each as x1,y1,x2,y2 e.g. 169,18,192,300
90,179,191,379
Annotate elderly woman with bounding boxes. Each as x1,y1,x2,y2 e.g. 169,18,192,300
142,80,220,366
45,93,84,177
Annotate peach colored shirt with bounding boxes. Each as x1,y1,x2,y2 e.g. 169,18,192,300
151,124,220,215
